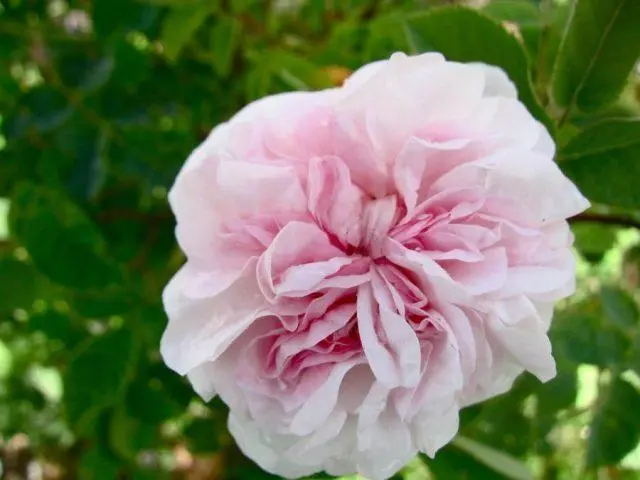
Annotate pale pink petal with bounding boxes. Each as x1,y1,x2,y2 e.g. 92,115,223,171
371,269,422,387
362,196,398,258
290,360,363,436
356,411,415,480
161,258,266,375
470,62,518,98
413,399,460,457
308,156,364,247
342,59,389,91
285,410,349,459
257,221,345,302
356,282,399,388
276,257,354,297
444,247,508,295
487,296,556,381
393,136,473,214
216,158,307,216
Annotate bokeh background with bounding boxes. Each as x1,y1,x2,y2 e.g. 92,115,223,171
1,0,640,478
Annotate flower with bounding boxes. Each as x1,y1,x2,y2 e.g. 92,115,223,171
161,52,589,480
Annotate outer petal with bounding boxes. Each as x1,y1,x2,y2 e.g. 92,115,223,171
289,360,363,436
229,414,318,479
338,53,485,160
470,62,518,99
487,296,556,381
216,158,308,217
430,149,590,224
413,399,459,458
161,258,265,375
342,58,388,91
169,127,227,261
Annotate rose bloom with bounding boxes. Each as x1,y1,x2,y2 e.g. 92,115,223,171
161,53,589,479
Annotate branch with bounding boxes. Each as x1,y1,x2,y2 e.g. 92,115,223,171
96,210,171,223
0,19,92,43
570,212,640,230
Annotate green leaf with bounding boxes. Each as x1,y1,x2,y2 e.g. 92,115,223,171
130,469,169,480
532,1,572,94
561,119,640,158
127,376,181,424
0,340,13,380
559,119,640,209
268,51,333,91
29,310,73,344
93,0,157,37
58,122,111,202
482,0,543,59
9,183,122,289
108,407,157,461
587,376,640,467
111,38,151,88
161,3,215,62
148,363,195,408
623,243,640,290
321,20,367,68
184,417,223,453
630,331,640,376
138,0,204,4
231,0,259,13
245,64,273,101
365,12,409,62
0,199,8,240
64,328,138,432
462,376,536,457
572,223,619,263
552,0,640,111
211,16,242,77
537,368,578,414
78,445,121,480
3,87,71,139
459,404,483,430
70,286,138,318
0,257,39,312
137,304,168,348
601,285,639,330
404,7,552,132
552,313,630,368
483,0,541,25
58,53,114,93
424,447,508,479
452,436,533,480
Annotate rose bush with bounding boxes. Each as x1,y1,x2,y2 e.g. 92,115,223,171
161,52,589,479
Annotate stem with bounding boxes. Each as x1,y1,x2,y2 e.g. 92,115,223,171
96,210,171,223
534,0,555,106
557,103,573,129
0,19,93,43
555,0,625,128
570,213,640,230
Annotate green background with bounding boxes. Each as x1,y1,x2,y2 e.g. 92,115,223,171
1,0,640,478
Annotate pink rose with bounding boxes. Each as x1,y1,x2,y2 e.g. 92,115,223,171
161,53,589,479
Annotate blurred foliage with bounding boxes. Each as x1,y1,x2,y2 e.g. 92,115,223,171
0,0,640,479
